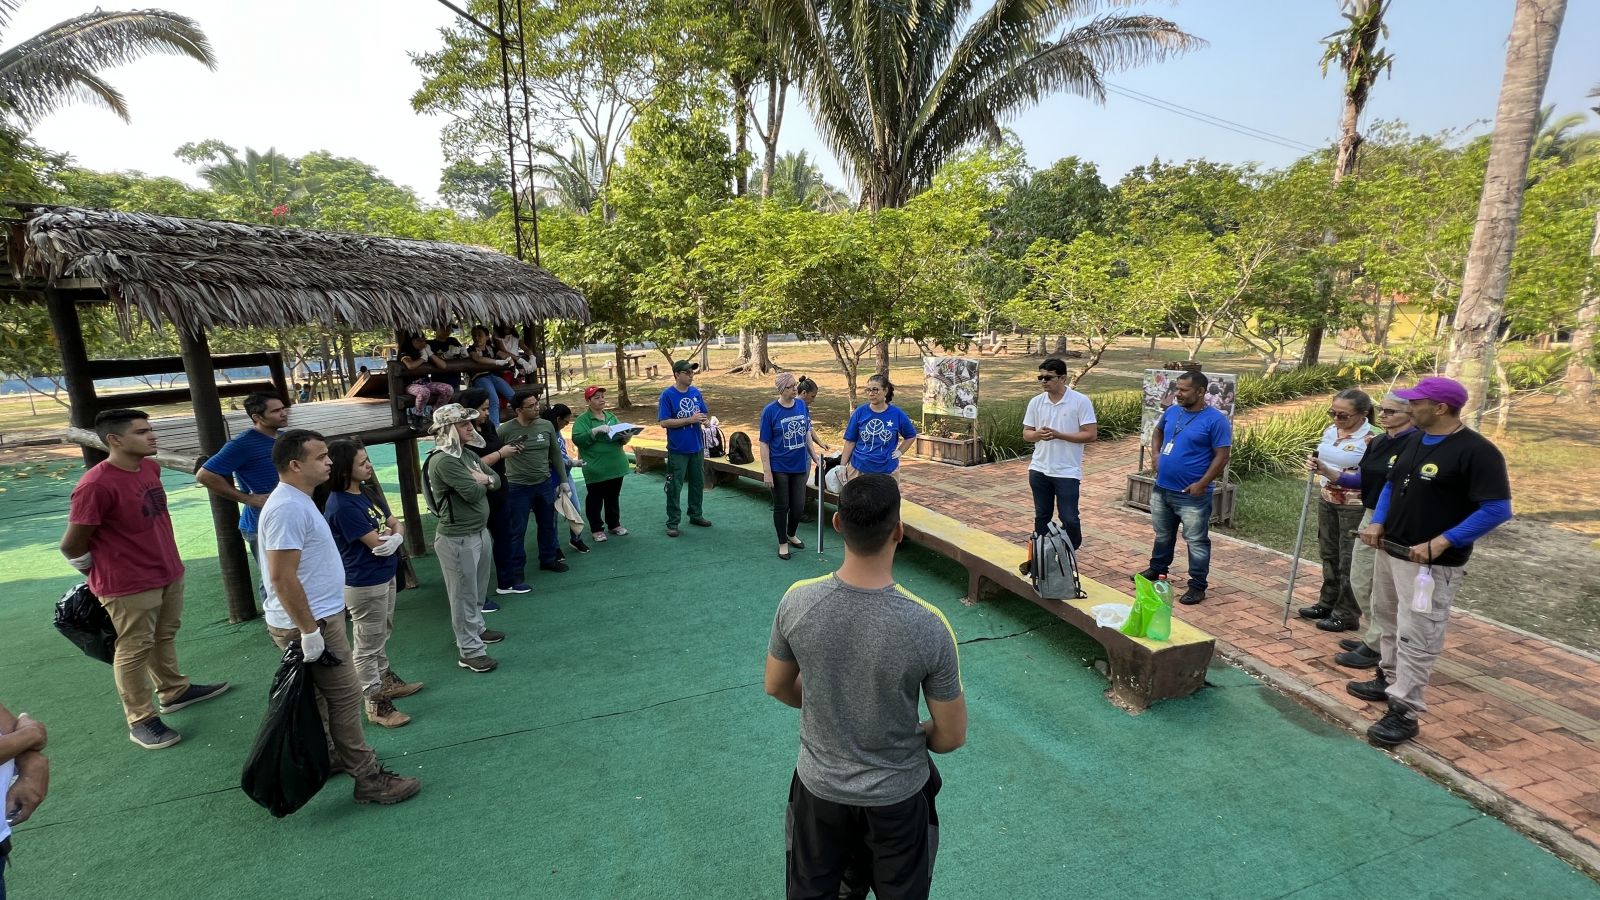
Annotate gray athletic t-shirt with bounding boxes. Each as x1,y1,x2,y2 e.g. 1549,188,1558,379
768,574,963,806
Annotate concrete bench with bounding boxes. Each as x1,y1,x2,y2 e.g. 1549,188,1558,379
629,441,1215,711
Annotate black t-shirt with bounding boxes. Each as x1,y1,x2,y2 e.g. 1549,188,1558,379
1382,428,1510,566
1357,429,1411,511
429,338,465,389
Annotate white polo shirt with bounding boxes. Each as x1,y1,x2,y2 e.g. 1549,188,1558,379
1023,389,1097,479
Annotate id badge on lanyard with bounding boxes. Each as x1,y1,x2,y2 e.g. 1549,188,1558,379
1161,441,1174,456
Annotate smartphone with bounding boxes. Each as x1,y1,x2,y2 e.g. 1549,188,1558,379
511,436,527,450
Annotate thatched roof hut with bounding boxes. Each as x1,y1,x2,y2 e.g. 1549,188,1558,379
4,204,588,332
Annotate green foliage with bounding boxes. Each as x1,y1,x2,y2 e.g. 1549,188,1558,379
1504,349,1572,392
1231,407,1326,479
1008,233,1161,385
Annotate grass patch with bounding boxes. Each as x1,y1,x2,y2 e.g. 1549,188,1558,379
1218,474,1317,556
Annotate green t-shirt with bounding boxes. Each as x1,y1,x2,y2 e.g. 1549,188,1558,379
496,417,565,486
424,449,499,536
572,408,631,484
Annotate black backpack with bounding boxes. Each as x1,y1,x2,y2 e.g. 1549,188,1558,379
727,431,754,465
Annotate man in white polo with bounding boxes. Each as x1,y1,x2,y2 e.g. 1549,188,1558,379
1020,357,1098,570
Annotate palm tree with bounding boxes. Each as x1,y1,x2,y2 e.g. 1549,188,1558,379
761,0,1199,213
1301,0,1392,367
1445,0,1568,424
765,150,849,212
1530,105,1600,165
528,138,603,215
191,145,315,223
0,3,215,124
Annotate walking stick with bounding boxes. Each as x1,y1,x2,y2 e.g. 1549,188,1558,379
816,457,825,554
1283,450,1319,626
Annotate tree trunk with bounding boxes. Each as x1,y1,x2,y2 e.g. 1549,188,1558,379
580,338,590,379
1563,211,1599,403
732,73,753,197
760,70,789,199
874,338,890,376
1445,0,1567,425
755,330,773,373
614,344,631,409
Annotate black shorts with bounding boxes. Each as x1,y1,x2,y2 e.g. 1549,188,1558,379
785,764,942,900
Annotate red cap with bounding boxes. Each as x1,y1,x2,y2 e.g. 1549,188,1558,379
583,386,605,400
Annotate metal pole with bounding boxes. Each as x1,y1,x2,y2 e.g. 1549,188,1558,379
1282,451,1319,626
816,458,825,553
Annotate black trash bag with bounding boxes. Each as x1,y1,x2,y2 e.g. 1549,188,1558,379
240,644,331,817
53,583,117,664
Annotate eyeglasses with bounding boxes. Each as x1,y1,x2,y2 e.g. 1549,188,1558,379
864,387,884,393
1377,407,1408,416
1037,374,1060,382
1326,410,1358,420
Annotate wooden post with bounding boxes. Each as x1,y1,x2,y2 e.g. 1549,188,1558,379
266,352,290,405
45,289,105,467
179,325,258,623
396,436,427,556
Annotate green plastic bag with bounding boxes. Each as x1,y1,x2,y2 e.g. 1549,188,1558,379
1122,574,1173,641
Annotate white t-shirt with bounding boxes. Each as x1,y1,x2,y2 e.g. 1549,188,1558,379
259,483,348,629
1023,389,1097,479
1,725,14,844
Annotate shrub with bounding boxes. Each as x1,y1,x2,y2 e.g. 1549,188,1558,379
1230,407,1326,479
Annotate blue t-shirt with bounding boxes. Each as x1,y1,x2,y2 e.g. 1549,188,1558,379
1153,405,1232,493
844,404,918,474
201,428,279,534
760,398,812,474
658,385,709,454
324,490,399,588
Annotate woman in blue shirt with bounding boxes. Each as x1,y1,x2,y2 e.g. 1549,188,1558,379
842,373,917,480
322,440,422,729
761,373,813,560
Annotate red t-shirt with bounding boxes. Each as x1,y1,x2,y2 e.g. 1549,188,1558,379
69,458,185,597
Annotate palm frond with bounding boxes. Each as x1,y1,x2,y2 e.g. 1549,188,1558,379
0,9,216,123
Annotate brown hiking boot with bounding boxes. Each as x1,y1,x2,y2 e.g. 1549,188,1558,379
378,669,424,700
353,766,421,805
365,694,412,728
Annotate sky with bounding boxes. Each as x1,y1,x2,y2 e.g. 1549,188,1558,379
14,0,1600,204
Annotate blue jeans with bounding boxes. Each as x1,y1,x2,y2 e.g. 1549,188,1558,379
1028,470,1082,548
1148,487,1213,590
504,478,559,582
242,530,266,600
471,374,516,427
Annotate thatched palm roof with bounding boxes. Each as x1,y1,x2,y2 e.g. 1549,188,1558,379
7,205,588,332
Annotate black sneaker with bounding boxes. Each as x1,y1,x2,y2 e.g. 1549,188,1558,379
1178,587,1206,606
539,560,569,573
1338,638,1365,652
1298,604,1333,620
569,538,590,553
1334,645,1380,669
1367,700,1420,747
458,655,498,673
159,681,230,714
689,517,713,528
1346,671,1390,703
1132,568,1163,583
481,629,506,644
1316,616,1359,632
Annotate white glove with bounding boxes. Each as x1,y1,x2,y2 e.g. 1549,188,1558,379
419,346,435,361
371,533,404,557
558,482,572,496
300,628,325,663
67,551,94,573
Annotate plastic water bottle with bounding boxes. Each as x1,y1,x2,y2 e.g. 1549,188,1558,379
1412,567,1435,613
1146,575,1173,642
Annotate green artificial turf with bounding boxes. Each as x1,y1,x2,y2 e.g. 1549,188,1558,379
1,448,1595,898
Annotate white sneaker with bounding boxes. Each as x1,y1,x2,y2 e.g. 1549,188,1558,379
592,530,608,542
610,526,629,536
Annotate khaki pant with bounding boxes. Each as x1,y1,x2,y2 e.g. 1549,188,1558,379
344,579,397,696
100,576,190,727
1371,551,1465,715
267,610,379,779
1347,510,1383,647
435,528,492,658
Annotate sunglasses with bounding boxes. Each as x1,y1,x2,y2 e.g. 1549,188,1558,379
1037,374,1060,382
1377,407,1409,416
1326,410,1358,420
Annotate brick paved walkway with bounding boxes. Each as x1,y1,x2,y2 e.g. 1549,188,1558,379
896,434,1600,871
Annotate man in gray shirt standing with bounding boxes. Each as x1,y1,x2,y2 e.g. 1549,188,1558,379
766,474,967,900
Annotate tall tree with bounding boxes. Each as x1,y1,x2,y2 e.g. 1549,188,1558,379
1301,0,1392,367
1444,0,1567,424
0,4,214,124
1567,212,1599,403
762,0,1197,214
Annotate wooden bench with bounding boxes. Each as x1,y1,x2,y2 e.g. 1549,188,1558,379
629,440,1215,711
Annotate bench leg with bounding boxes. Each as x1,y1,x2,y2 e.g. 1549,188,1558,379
1102,640,1213,713
634,453,665,474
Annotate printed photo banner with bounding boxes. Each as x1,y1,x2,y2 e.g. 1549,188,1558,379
922,356,979,420
1140,369,1238,447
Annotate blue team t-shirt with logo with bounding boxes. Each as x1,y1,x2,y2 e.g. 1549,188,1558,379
658,385,709,454
200,428,279,534
1153,405,1232,493
760,398,812,474
844,403,918,474
324,490,399,588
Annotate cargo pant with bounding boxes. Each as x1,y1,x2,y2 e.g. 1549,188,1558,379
99,575,191,727
344,578,397,696
266,610,379,779
1347,509,1384,648
665,450,705,529
1370,551,1465,714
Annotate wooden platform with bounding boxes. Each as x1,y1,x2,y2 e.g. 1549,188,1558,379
66,397,402,473
628,440,1216,711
